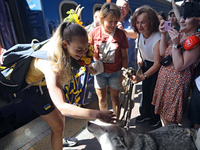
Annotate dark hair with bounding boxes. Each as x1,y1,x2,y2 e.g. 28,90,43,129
60,22,87,44
131,5,159,34
158,11,167,21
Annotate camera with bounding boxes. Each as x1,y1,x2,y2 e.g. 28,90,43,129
163,21,172,31
180,0,200,19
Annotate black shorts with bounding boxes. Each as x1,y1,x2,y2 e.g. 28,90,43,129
188,84,200,124
21,83,55,116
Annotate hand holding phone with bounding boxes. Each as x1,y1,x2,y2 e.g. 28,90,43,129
163,21,172,31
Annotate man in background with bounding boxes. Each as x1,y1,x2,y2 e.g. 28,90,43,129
116,0,137,70
85,10,100,34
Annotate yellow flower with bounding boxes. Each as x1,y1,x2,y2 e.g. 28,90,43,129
63,6,84,27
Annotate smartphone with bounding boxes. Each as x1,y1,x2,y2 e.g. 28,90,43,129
163,21,172,31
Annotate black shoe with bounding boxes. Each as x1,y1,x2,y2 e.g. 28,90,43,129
149,119,161,127
136,115,150,123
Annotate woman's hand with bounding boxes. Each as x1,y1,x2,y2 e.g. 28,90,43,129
117,22,123,30
159,20,167,34
130,74,145,84
97,110,117,124
87,64,97,75
168,28,180,46
119,70,126,84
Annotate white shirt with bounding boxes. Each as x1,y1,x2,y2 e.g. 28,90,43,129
138,32,161,62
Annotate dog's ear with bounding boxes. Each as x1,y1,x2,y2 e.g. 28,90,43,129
112,136,127,149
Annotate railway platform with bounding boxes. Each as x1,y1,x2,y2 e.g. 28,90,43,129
0,82,191,150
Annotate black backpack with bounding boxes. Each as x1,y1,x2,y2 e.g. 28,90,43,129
0,39,49,93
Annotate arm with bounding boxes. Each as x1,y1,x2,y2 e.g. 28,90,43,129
159,20,168,56
137,49,143,68
124,29,137,39
169,29,200,71
117,22,137,39
172,45,200,71
172,0,180,21
37,59,116,123
132,40,162,83
121,48,128,69
119,48,129,83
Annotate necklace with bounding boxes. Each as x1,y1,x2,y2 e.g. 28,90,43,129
143,33,151,45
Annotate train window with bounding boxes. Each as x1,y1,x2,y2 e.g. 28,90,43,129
92,3,102,15
59,1,80,22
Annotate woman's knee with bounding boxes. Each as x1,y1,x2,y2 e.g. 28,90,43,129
51,120,64,134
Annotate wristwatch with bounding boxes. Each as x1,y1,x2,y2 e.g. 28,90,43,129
173,44,181,49
143,73,147,79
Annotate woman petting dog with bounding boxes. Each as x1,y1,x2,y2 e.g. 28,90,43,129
16,22,117,150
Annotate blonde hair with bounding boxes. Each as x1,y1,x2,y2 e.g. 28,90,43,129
42,22,87,86
99,3,121,25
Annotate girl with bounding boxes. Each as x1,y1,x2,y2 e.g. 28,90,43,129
19,22,117,150
88,3,129,118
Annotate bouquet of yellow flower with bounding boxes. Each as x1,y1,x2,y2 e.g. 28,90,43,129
63,5,94,68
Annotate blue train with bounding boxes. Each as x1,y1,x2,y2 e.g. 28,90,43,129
0,0,172,138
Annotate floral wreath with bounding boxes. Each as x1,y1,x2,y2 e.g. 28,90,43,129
63,5,94,70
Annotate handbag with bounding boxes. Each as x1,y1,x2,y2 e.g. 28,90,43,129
160,55,172,66
136,67,143,76
92,60,104,75
92,28,116,75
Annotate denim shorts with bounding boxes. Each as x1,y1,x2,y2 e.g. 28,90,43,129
20,82,55,116
94,70,122,90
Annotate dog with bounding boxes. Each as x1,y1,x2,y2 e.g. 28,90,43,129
87,121,200,150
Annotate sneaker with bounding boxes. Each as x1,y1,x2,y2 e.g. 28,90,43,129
63,137,78,147
136,115,150,123
149,119,161,127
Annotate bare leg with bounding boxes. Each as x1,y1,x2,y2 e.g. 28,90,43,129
95,87,108,110
160,115,177,126
41,108,65,150
109,87,120,118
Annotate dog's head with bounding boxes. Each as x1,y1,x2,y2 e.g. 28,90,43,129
87,121,133,150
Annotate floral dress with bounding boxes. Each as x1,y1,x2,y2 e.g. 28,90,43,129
152,32,200,123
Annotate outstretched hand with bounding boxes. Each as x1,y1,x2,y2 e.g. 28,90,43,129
97,110,117,124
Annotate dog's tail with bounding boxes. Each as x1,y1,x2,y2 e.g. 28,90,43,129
195,128,200,150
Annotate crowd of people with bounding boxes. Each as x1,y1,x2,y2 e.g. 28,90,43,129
87,0,200,132
1,0,200,149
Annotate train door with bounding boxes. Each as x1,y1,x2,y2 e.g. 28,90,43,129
0,0,17,49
